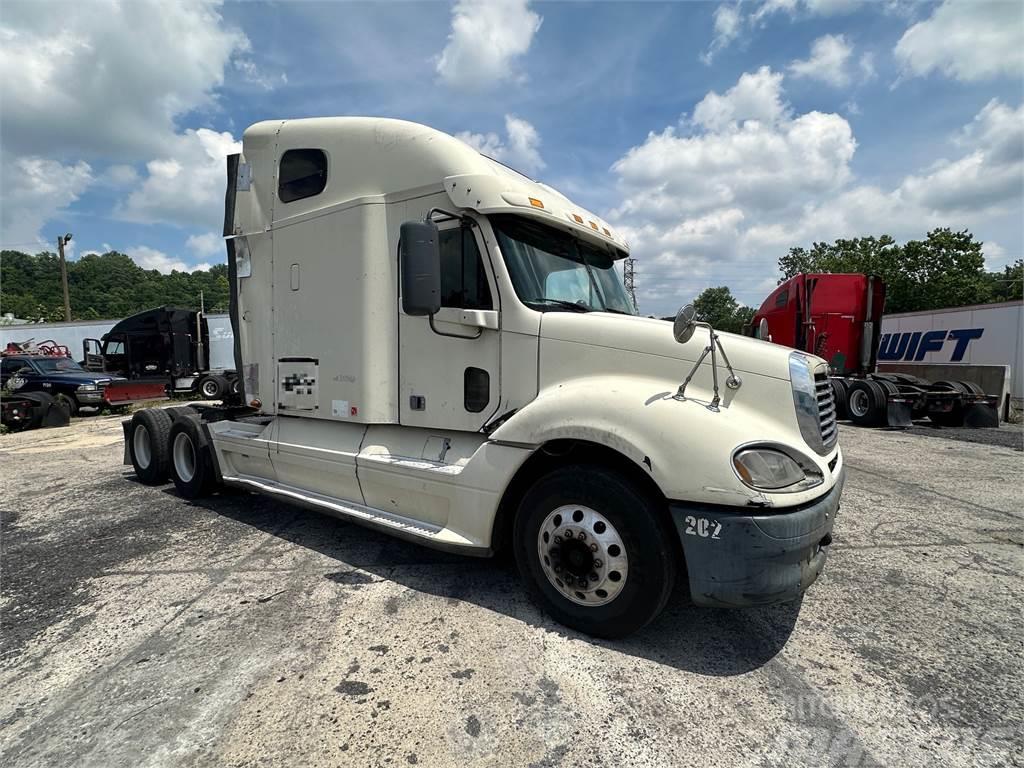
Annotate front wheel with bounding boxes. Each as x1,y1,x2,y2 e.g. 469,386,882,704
55,392,78,417
513,465,676,639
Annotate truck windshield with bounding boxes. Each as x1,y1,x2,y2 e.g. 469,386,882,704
491,214,636,315
34,358,87,373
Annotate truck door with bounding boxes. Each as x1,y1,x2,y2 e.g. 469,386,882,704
399,220,500,431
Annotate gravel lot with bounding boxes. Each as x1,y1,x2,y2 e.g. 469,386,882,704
1,414,1021,767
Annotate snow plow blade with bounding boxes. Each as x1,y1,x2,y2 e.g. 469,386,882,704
103,381,168,406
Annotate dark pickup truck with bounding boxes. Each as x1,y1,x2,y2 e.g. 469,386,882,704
1,354,122,416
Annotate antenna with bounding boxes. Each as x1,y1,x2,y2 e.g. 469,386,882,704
623,258,638,312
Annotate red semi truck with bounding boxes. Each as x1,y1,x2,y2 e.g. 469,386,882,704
748,273,998,428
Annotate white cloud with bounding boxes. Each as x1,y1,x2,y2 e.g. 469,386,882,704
608,68,1021,315
0,0,248,158
0,156,93,248
895,0,1024,82
701,3,743,65
117,128,240,230
456,114,546,175
859,52,876,81
436,0,542,90
186,232,225,258
129,245,211,274
789,34,854,87
692,66,790,130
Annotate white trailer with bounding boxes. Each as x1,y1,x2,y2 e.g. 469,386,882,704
123,118,846,637
879,300,1023,420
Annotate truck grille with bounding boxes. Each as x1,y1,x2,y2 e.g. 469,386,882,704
815,371,838,449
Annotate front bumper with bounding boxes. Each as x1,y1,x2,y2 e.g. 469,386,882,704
77,391,105,403
669,468,845,607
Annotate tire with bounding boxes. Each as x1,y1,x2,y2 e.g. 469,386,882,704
847,380,886,427
198,375,227,400
830,378,849,420
168,418,217,498
129,408,173,484
932,380,967,394
229,376,242,397
24,392,58,430
513,465,676,639
166,405,198,421
957,380,985,396
55,392,78,417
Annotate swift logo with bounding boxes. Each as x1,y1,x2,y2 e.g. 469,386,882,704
878,328,983,362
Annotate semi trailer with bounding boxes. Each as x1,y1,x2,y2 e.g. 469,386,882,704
749,273,999,428
83,306,240,401
123,117,845,637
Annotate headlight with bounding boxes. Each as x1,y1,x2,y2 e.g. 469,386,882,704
733,447,823,492
77,383,98,392
789,352,827,455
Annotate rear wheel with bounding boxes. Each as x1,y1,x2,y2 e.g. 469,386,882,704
513,465,676,638
198,375,227,400
129,408,173,484
168,418,217,498
847,380,887,427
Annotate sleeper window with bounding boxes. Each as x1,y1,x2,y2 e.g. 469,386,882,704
278,149,328,203
439,227,492,310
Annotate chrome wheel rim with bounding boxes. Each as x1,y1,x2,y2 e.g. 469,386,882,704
849,388,870,417
173,432,196,483
133,424,151,469
201,379,218,398
537,505,628,607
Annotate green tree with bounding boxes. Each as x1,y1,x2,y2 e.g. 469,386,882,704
776,229,995,313
1,249,230,321
692,286,754,334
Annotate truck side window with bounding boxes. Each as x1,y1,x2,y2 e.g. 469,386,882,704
439,227,492,310
279,149,328,203
775,289,789,308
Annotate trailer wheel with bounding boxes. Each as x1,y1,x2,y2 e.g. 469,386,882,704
847,380,886,427
229,376,242,397
830,378,849,420
129,408,173,484
513,464,676,639
932,380,967,394
198,375,226,400
55,392,78,417
168,418,217,498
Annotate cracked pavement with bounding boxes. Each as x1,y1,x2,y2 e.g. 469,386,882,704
0,415,1021,767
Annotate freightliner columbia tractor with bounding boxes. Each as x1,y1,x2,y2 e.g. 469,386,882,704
123,118,845,637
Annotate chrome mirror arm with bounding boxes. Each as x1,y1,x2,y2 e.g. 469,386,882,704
675,323,742,411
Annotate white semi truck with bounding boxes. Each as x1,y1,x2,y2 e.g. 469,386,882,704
123,118,845,637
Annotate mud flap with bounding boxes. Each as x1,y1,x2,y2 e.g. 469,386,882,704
962,402,999,428
885,400,913,428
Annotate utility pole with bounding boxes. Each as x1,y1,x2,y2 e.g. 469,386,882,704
623,257,638,313
57,233,73,322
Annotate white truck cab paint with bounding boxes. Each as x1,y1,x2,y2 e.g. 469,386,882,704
125,117,845,637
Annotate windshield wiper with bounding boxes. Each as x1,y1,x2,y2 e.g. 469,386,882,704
601,307,633,316
525,299,591,313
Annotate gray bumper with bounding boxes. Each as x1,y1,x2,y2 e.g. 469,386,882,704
670,468,845,607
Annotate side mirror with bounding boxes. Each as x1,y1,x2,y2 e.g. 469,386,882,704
758,318,770,342
400,221,441,316
673,304,698,344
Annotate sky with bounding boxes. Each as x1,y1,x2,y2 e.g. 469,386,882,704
0,0,1021,317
